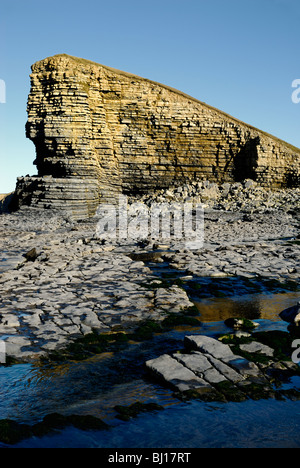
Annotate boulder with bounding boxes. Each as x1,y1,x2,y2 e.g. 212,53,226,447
145,353,210,392
279,302,300,326
145,335,273,401
184,335,235,360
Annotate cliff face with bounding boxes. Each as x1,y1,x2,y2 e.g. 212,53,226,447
15,54,300,219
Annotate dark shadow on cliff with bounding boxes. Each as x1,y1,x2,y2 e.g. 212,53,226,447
233,137,259,182
0,193,17,214
284,169,300,188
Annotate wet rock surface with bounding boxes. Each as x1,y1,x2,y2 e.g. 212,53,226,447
0,181,299,363
280,302,300,326
0,184,299,447
0,208,196,362
146,331,300,402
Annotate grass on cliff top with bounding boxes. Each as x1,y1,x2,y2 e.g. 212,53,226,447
40,54,300,154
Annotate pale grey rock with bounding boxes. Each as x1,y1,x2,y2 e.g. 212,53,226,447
146,335,269,394
0,314,21,328
185,335,235,360
205,355,244,383
201,365,228,384
239,341,275,357
223,355,261,378
81,311,103,328
173,351,212,374
1,197,298,363
60,324,81,335
145,354,209,392
4,336,33,358
20,312,42,329
173,352,226,384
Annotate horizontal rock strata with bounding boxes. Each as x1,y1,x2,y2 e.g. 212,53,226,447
14,54,300,219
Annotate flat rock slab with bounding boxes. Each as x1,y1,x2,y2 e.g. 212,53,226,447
145,354,211,393
145,335,277,401
185,335,262,378
184,335,235,360
239,341,275,357
173,352,227,384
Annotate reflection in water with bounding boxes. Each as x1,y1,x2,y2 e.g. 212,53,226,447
11,398,300,448
195,292,299,323
0,336,181,425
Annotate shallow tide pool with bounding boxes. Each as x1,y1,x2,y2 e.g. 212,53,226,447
0,290,299,448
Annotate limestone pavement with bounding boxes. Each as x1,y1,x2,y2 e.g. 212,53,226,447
0,181,299,362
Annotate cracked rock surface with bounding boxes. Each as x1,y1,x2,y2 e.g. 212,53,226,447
0,209,194,361
145,334,300,401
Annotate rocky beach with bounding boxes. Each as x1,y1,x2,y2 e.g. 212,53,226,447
0,179,299,362
1,0,300,448
0,179,299,446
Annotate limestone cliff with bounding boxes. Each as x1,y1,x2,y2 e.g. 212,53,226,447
15,54,300,219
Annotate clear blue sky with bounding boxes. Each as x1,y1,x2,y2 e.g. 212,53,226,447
0,0,299,193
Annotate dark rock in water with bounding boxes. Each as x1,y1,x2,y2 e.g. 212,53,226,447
224,317,259,330
0,413,109,445
0,419,32,445
129,251,163,262
279,302,300,325
23,248,39,262
114,401,164,421
243,214,254,222
39,413,109,432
